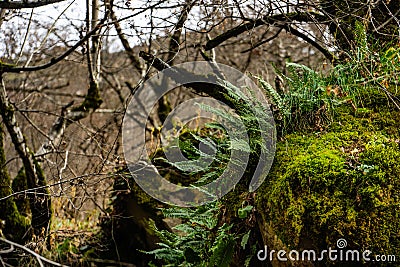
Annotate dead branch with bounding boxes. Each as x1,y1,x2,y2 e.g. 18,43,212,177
166,0,195,64
0,0,66,9
108,5,143,73
204,11,332,58
0,237,68,267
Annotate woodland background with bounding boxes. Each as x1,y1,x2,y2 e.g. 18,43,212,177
0,0,399,266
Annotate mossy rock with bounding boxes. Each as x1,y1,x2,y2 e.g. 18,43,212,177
256,106,400,265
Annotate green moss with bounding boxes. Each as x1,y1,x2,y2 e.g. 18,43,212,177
0,196,31,241
31,158,53,234
11,168,30,216
256,106,400,260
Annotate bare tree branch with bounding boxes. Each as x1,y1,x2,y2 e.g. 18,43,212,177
283,24,336,62
0,237,68,267
139,51,240,111
241,27,284,53
34,3,105,160
1,13,108,73
0,8,6,27
139,51,171,72
204,11,329,51
108,4,143,73
0,0,66,9
166,0,195,64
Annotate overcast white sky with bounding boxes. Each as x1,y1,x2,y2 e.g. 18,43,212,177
1,0,183,58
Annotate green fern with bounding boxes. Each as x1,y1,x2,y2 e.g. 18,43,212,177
354,20,368,57
208,224,236,267
145,202,236,266
254,62,344,133
146,79,275,266
254,75,288,116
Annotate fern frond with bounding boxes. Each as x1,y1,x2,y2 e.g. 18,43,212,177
218,79,248,101
196,103,241,125
229,138,251,153
208,224,235,267
255,75,289,115
286,62,318,76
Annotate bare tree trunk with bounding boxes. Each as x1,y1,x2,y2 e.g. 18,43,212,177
0,9,6,28
0,123,31,242
0,76,51,237
91,0,101,82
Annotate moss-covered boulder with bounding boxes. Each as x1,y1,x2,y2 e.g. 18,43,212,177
256,106,400,265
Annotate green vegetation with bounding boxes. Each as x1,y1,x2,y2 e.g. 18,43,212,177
144,41,400,266
145,202,238,267
1,1,399,266
255,62,339,134
52,24,400,266
11,168,30,217
254,40,400,264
